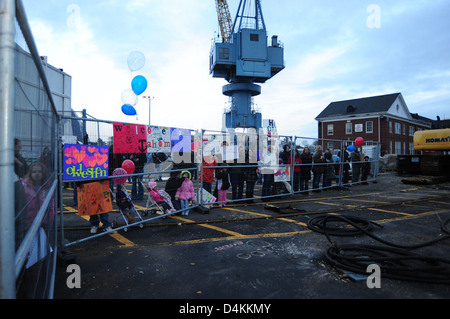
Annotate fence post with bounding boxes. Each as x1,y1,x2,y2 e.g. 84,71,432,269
0,0,17,299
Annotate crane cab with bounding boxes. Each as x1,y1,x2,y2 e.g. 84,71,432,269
210,28,284,83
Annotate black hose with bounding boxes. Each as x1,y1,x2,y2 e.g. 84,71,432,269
326,244,450,284
310,214,450,285
309,214,450,250
307,214,383,237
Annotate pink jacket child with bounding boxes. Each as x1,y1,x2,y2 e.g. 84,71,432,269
147,180,175,214
21,162,55,228
175,170,196,215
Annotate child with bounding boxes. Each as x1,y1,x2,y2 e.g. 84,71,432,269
215,165,231,207
175,170,196,215
21,161,55,229
115,185,136,223
361,156,371,184
147,180,175,214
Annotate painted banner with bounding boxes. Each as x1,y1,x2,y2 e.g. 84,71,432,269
113,122,147,154
198,188,216,208
63,144,109,181
170,128,192,153
274,166,290,182
77,181,113,216
147,125,171,153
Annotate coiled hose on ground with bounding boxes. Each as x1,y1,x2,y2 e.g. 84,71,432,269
307,214,450,284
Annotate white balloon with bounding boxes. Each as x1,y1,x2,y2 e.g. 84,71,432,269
127,51,146,72
121,89,138,106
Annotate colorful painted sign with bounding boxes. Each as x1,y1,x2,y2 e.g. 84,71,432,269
77,181,113,216
63,144,109,181
198,188,216,208
274,166,290,183
170,128,192,153
113,122,148,154
147,125,171,153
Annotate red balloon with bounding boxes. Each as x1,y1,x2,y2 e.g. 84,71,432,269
355,137,364,146
121,159,135,174
112,168,127,185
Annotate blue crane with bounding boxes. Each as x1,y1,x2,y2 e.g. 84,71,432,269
210,0,285,129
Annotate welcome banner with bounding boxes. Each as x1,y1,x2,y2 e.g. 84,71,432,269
147,125,171,153
113,122,191,154
113,122,148,154
63,144,109,181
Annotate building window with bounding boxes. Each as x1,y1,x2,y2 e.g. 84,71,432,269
327,142,334,150
250,33,259,42
327,124,334,135
409,126,414,136
389,121,392,133
402,123,406,135
409,142,414,154
395,141,401,154
395,122,401,134
365,141,373,146
219,47,229,60
366,121,373,133
345,122,352,134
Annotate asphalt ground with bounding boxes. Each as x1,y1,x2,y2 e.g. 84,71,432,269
53,171,450,305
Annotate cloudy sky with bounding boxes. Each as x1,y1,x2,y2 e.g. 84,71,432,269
20,0,450,138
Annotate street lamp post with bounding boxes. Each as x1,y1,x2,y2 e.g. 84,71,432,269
142,95,154,126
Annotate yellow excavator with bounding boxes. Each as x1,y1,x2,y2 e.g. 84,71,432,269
412,128,450,176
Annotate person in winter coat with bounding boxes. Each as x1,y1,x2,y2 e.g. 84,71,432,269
21,162,55,229
351,149,362,182
115,184,137,223
244,149,258,201
312,146,327,191
300,147,312,193
338,150,351,184
147,180,175,214
215,165,231,207
261,145,277,201
201,155,217,194
361,156,371,184
130,152,147,200
175,170,196,215
288,148,302,192
165,170,183,211
280,144,291,164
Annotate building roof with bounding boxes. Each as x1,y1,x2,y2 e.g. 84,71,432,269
316,93,402,120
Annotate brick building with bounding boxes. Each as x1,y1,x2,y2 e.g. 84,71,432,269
315,93,433,156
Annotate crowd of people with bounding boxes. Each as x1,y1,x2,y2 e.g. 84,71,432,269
14,138,373,228
111,143,373,218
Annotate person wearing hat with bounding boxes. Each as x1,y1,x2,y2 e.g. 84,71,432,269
175,170,196,215
147,180,175,214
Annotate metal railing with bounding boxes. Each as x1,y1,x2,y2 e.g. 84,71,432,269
1,0,60,299
58,122,380,249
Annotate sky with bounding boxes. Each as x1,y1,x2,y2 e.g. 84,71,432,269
20,0,450,138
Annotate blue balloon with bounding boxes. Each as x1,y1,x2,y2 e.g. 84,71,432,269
347,145,355,152
131,75,148,95
121,104,137,116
